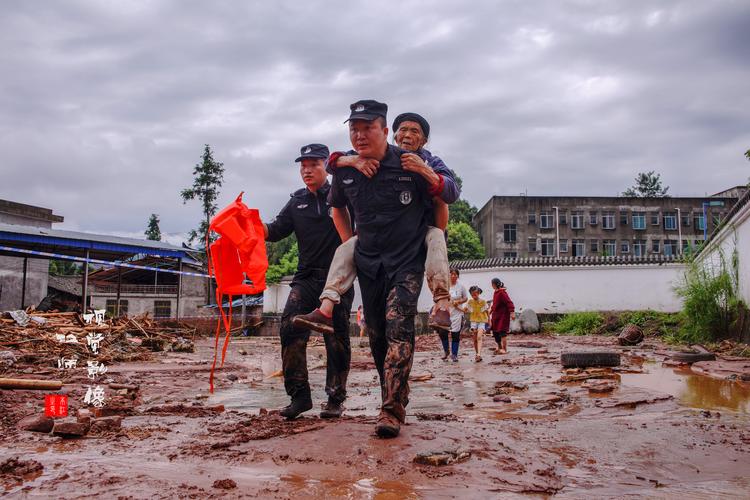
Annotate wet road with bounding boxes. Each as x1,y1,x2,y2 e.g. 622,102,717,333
2,333,749,498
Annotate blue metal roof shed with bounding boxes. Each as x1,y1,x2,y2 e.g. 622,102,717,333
0,222,200,318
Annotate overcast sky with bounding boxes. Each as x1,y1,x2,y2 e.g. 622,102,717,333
1,1,748,243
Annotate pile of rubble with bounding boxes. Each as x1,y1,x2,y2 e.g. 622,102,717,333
0,308,195,369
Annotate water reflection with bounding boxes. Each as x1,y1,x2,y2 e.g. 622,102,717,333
620,363,750,413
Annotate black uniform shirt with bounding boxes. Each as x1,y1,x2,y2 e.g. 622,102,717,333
266,182,341,278
328,144,431,280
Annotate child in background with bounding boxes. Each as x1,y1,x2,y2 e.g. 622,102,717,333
466,286,489,362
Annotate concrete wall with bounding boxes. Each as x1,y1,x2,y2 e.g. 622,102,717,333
0,256,48,311
697,196,750,306
263,262,686,314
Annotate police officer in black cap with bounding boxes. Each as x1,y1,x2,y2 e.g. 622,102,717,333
326,99,435,437
262,143,354,419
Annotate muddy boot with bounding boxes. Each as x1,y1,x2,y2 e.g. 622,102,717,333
428,308,451,332
292,309,334,335
375,410,400,438
319,399,344,419
279,396,313,419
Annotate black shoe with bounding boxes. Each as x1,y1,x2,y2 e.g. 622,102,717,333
320,399,344,419
375,411,400,438
279,397,312,419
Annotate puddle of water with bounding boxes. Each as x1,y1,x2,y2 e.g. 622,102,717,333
280,473,420,499
620,362,750,413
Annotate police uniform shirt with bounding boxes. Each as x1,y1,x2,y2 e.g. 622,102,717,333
265,182,341,277
328,144,431,280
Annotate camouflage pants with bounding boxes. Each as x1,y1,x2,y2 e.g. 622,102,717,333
279,275,353,403
358,268,424,422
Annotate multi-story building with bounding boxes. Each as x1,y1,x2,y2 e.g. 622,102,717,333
474,187,747,259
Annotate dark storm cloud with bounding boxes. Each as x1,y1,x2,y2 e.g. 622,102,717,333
0,0,748,239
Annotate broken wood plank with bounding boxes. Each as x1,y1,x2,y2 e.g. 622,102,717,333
0,378,64,390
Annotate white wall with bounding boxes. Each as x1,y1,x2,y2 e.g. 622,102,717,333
263,263,686,314
697,198,750,306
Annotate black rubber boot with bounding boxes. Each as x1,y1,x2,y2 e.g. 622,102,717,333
319,399,344,419
279,396,313,419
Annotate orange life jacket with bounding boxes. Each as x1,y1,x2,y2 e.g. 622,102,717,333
206,192,268,392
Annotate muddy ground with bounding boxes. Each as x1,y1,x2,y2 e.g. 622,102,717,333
2,333,750,499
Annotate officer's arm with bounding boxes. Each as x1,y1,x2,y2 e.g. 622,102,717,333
332,207,353,242
263,202,294,242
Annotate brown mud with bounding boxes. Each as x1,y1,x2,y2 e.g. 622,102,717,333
1,333,749,498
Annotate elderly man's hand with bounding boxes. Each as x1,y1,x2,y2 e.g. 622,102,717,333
351,156,380,178
401,153,439,187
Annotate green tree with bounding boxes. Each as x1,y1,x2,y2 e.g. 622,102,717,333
266,234,297,265
623,171,670,197
446,221,485,261
449,199,478,225
181,145,225,246
266,242,299,284
144,214,162,241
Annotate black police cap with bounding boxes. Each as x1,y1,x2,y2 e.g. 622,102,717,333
295,143,330,162
392,112,430,139
345,99,388,123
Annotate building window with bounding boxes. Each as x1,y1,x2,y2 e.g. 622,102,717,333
528,238,537,252
503,251,517,259
602,212,615,230
632,212,646,230
559,239,568,253
603,239,616,256
590,240,599,254
650,212,660,226
651,240,660,253
663,212,677,230
589,213,598,225
503,224,517,243
663,240,678,256
558,211,567,225
681,213,690,227
633,239,646,257
571,211,585,230
154,300,171,318
528,212,536,225
694,215,705,230
541,239,555,256
620,211,629,226
572,239,585,257
621,240,630,254
105,299,128,318
540,211,554,229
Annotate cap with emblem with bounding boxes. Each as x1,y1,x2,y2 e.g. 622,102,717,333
295,143,330,162
392,112,430,139
345,99,388,123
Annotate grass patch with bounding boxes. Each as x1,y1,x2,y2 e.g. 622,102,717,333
552,312,604,336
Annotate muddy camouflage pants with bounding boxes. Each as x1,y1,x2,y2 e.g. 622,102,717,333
279,275,353,403
358,268,424,422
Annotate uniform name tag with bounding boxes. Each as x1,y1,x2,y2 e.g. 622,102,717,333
398,176,413,182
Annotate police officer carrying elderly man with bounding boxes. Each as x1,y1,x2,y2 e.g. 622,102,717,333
266,99,458,438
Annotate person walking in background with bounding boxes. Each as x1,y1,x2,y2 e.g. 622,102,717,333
466,286,489,362
439,269,468,362
356,305,366,337
489,278,515,354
